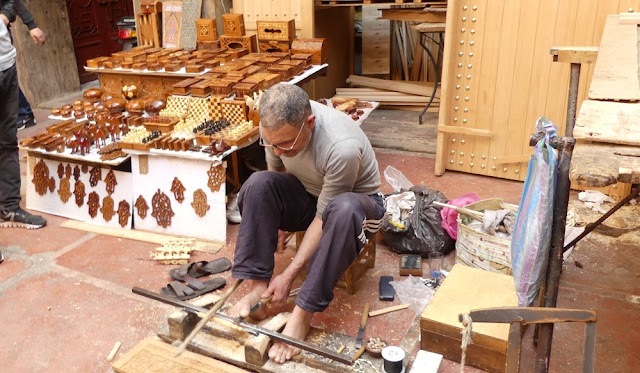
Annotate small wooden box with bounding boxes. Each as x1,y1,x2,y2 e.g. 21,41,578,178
186,58,205,66
197,40,221,50
267,64,295,80
132,62,147,71
86,56,110,68
257,56,282,68
185,64,205,73
420,265,517,373
277,59,303,76
196,18,218,42
221,34,257,53
222,13,245,36
172,77,205,95
220,75,244,84
121,61,133,69
140,1,162,14
163,63,181,72
291,53,313,67
190,79,213,98
203,60,221,69
257,20,296,42
103,60,122,69
214,53,234,63
240,53,263,62
232,82,258,98
258,41,291,54
229,48,249,60
291,38,328,64
209,81,234,95
147,63,163,71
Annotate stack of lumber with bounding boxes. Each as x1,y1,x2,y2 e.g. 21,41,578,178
337,75,439,110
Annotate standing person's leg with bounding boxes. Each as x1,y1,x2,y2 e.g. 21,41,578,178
0,64,21,212
230,171,316,317
0,65,46,229
17,87,35,129
269,192,385,363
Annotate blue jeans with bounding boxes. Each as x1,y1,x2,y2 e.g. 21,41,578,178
18,87,32,118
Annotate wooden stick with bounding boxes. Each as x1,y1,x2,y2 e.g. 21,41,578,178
353,345,366,360
106,341,121,362
174,279,244,356
369,304,410,317
432,201,484,222
328,344,346,364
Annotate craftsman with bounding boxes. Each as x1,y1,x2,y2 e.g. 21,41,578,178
228,83,384,363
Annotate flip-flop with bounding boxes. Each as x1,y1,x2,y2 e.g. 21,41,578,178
169,258,231,282
161,276,226,301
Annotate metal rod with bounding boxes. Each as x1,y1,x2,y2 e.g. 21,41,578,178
535,137,575,372
132,287,354,365
565,63,581,137
418,32,440,125
563,186,640,252
582,322,597,373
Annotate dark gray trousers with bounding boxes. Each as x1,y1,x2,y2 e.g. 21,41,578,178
0,64,20,212
232,171,385,313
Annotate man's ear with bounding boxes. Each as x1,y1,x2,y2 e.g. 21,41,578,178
307,114,316,130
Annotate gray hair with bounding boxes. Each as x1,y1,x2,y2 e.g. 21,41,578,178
259,83,312,130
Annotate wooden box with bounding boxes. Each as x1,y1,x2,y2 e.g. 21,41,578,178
291,38,328,64
203,60,221,69
131,62,147,71
267,64,295,80
257,20,296,42
215,53,234,63
172,77,204,95
86,56,110,68
240,53,263,62
186,58,205,66
222,13,245,37
230,48,249,60
220,35,257,53
140,1,162,14
259,41,291,54
291,53,313,67
257,56,282,68
232,82,258,98
163,63,181,72
121,61,133,69
190,79,214,97
220,75,244,84
209,81,234,95
147,63,163,71
185,64,205,73
197,40,221,50
420,264,517,373
196,18,218,42
278,59,304,76
103,60,122,69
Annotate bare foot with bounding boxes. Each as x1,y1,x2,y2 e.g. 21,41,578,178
268,306,314,363
227,280,268,320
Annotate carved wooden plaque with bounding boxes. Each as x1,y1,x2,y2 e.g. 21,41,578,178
170,177,186,203
151,189,175,228
135,195,149,219
32,159,50,196
73,180,86,207
105,170,118,195
207,164,225,192
87,192,100,218
90,167,102,187
118,200,131,227
57,163,64,179
73,165,81,182
58,177,71,203
101,195,115,221
191,188,210,217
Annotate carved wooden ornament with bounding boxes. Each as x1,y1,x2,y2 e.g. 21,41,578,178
48,177,55,193
58,177,71,203
170,177,186,203
118,200,131,227
191,189,210,217
139,155,149,174
207,164,225,192
57,163,64,179
89,167,102,187
65,164,71,179
105,170,118,195
73,180,86,207
151,189,174,228
81,164,88,174
135,195,149,219
73,165,81,182
32,159,50,196
101,195,115,221
87,192,100,218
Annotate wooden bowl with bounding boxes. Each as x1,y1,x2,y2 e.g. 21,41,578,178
83,88,103,103
365,338,387,358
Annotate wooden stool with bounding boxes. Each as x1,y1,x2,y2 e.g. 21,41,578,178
295,232,376,295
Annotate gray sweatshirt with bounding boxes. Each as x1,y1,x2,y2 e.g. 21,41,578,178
266,100,381,218
0,20,16,71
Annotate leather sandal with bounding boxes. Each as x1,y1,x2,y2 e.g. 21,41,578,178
169,258,231,282
161,275,227,301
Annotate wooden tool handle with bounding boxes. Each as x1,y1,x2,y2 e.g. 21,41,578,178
360,302,370,328
174,278,244,356
433,201,484,222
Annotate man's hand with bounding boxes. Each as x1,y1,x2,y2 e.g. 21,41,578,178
0,14,8,26
29,27,45,45
262,271,294,303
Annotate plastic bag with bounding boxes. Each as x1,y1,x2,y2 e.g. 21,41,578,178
390,275,435,313
381,185,455,257
440,192,480,240
511,117,558,307
384,165,413,192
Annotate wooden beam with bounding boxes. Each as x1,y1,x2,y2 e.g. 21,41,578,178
550,46,599,64
574,99,640,146
346,75,432,96
60,220,223,253
493,155,530,165
466,307,597,324
369,304,410,317
437,125,493,137
380,9,446,23
618,12,640,24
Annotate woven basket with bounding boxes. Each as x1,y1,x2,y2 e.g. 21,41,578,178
455,199,517,276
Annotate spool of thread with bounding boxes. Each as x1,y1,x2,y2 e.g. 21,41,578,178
382,346,405,373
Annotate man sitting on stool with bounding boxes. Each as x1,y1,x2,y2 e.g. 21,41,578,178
228,84,384,363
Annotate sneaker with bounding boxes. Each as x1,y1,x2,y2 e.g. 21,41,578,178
17,114,36,131
226,193,241,224
0,208,47,229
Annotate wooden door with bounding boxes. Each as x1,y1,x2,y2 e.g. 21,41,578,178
66,0,134,83
435,0,640,181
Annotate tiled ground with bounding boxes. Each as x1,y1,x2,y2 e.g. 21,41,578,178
0,108,638,372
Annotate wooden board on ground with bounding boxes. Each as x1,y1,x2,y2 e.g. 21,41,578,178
588,15,640,102
347,75,432,96
573,99,640,146
570,141,640,188
420,264,517,373
60,219,223,253
112,337,249,373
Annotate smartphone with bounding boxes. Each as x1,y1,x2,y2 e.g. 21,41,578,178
379,275,395,301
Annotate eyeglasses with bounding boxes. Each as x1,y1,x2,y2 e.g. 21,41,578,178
259,121,306,152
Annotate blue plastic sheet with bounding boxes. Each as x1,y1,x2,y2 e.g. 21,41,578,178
511,118,558,307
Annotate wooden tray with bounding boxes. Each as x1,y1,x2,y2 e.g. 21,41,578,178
195,126,259,147
143,118,180,133
118,140,157,151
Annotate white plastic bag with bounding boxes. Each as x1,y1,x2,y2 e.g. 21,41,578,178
384,166,413,192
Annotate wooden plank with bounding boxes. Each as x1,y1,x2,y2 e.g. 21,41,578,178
467,307,597,324
362,6,391,75
573,99,640,145
369,304,410,317
619,12,640,24
570,141,640,187
380,9,446,22
437,125,493,137
347,75,431,95
13,0,80,106
589,15,640,101
60,220,223,252
550,46,599,64
112,337,249,373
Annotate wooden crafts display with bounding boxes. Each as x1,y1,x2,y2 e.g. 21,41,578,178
196,18,218,42
291,38,328,64
136,1,162,47
257,20,296,42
